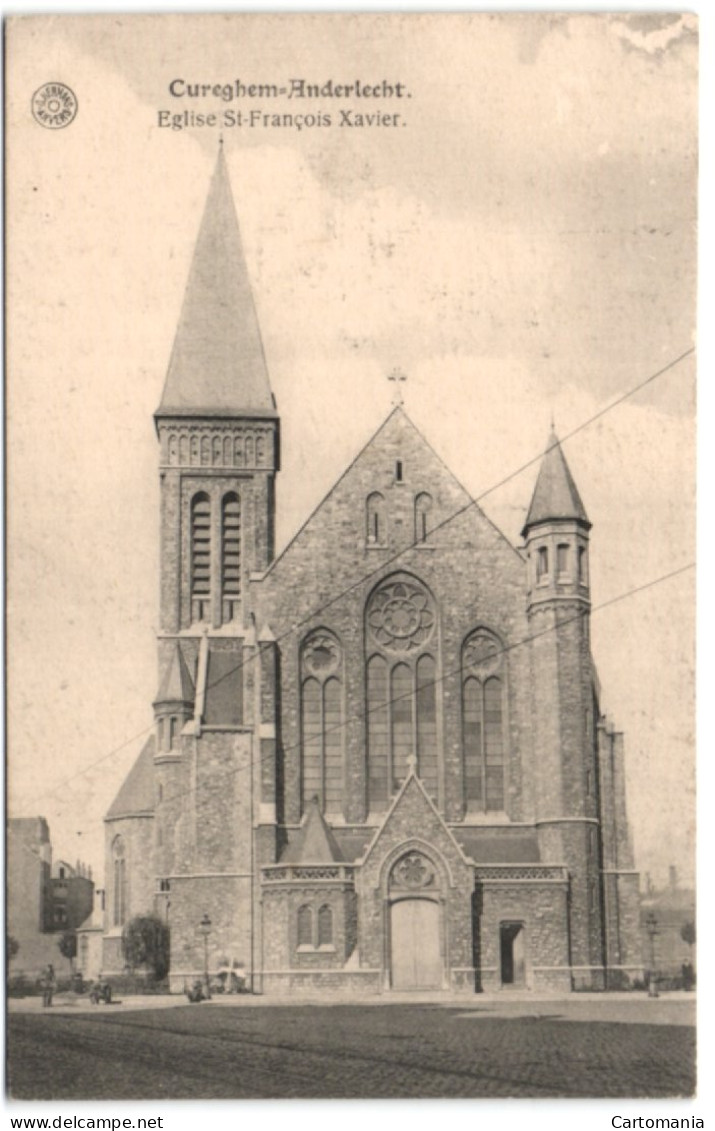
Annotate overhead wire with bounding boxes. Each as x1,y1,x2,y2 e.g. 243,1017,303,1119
35,346,694,805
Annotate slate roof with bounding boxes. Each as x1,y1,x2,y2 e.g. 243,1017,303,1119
522,428,590,535
105,736,155,820
453,830,541,864
155,643,195,705
281,796,345,863
157,148,275,419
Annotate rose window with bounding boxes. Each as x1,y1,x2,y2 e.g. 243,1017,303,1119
390,851,436,890
367,578,435,654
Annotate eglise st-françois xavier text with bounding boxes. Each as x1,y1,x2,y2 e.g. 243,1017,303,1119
159,78,409,131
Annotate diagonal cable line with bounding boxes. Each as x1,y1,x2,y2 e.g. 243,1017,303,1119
157,560,694,815
155,344,696,707
34,347,694,804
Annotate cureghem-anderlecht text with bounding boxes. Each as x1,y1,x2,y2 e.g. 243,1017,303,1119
168,78,410,100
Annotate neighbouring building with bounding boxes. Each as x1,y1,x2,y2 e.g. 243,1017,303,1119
51,859,94,932
7,817,95,976
102,150,642,995
641,868,696,980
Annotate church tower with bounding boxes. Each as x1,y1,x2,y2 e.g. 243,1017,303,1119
151,148,279,985
522,430,605,988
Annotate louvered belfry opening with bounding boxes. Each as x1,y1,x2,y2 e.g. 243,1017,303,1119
191,492,211,622
222,491,241,621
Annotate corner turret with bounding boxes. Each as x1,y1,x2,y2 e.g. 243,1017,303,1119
522,428,591,611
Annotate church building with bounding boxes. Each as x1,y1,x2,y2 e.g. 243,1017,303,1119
102,150,642,994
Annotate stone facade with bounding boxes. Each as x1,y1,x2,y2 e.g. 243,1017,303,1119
102,151,642,993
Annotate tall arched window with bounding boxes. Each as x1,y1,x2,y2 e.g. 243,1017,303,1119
414,492,433,543
366,492,386,546
297,905,312,948
112,837,127,927
317,905,333,947
191,492,211,621
462,629,506,812
300,630,344,814
221,492,241,622
365,574,439,809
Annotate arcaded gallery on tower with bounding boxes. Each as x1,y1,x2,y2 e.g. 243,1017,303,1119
102,151,642,995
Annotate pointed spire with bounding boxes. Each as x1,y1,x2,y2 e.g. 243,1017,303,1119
157,147,276,418
155,643,195,705
522,428,590,537
281,797,345,864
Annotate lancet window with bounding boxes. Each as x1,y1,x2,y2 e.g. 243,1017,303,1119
300,630,344,814
462,628,506,812
365,574,439,809
190,492,211,621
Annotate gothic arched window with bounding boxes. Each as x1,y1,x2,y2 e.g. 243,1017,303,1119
297,905,313,948
317,905,333,947
112,837,127,927
365,574,439,809
190,492,211,621
300,630,344,814
221,492,241,621
366,492,386,546
462,629,506,812
414,492,433,543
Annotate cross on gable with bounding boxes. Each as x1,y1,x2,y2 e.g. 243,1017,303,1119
387,368,407,406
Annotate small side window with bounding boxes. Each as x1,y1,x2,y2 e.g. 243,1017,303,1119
536,546,549,582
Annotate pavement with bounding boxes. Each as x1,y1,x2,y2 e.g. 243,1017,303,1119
8,988,696,1025
8,995,697,1099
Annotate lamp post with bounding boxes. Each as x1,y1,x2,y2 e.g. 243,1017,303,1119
645,911,659,998
199,913,212,1000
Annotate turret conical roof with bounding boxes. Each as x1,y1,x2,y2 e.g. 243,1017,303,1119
522,428,590,536
155,643,195,705
157,148,276,419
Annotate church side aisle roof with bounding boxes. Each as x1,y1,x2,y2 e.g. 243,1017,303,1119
522,428,590,534
157,148,275,419
105,736,155,820
281,796,345,863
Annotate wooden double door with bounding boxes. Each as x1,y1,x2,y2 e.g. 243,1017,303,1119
390,897,443,990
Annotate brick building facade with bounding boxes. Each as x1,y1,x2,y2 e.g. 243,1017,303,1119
8,818,95,976
102,151,641,994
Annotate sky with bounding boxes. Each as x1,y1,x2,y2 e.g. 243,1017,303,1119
6,12,697,890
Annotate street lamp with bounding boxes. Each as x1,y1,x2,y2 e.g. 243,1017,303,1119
199,913,212,1000
644,911,659,998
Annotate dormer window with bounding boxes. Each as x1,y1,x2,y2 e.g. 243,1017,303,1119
395,460,403,483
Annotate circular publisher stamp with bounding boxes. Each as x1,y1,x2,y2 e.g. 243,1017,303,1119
32,83,78,129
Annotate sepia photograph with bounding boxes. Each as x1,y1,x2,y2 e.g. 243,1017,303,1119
5,11,697,1107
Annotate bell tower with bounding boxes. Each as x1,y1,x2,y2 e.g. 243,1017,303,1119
149,150,280,986
154,146,279,638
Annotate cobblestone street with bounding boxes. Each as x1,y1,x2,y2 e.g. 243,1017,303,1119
8,997,695,1100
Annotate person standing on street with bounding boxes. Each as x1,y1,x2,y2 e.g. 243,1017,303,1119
42,963,56,1007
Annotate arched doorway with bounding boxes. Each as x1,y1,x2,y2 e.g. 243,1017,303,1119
388,850,444,990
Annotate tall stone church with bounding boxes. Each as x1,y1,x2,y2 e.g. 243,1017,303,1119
103,150,641,994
